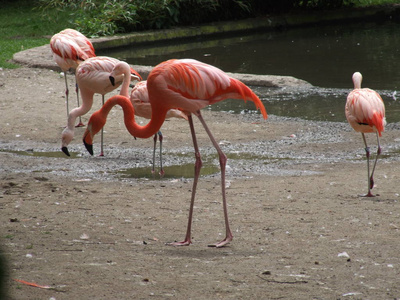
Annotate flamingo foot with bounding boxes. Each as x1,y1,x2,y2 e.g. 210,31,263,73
359,192,376,197
166,240,191,247
75,121,85,128
359,177,376,197
208,235,233,248
61,147,70,157
99,152,104,157
159,169,165,177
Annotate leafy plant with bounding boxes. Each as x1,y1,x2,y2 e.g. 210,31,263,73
36,0,254,37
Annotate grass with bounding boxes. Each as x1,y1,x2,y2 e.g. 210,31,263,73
0,0,398,69
0,1,72,68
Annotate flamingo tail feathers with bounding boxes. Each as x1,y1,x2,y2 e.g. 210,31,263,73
228,78,268,120
371,112,385,136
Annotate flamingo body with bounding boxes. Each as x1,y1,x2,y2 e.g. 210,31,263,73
61,56,141,156
83,59,267,247
50,29,96,122
110,61,188,120
345,89,385,135
146,59,264,114
345,72,386,197
50,28,95,71
131,80,188,120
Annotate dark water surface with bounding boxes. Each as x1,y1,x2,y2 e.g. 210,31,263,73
101,20,400,122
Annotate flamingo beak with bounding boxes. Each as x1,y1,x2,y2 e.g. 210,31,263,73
131,74,141,82
61,146,71,157
109,75,115,86
83,130,94,156
83,138,94,156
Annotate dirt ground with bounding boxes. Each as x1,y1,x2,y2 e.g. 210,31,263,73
1,65,400,300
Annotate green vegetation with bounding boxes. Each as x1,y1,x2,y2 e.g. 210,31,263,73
36,0,253,37
36,0,400,38
0,0,398,69
0,0,72,68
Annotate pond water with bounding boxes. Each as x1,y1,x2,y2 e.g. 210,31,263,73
101,19,400,123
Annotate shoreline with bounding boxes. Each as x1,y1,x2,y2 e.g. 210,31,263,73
12,4,400,88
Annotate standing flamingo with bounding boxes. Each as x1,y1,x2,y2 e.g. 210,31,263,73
345,72,386,197
61,56,141,157
83,59,268,247
107,61,188,175
50,28,96,126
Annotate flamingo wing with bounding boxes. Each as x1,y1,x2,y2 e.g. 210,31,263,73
131,81,149,102
346,88,386,135
60,29,95,58
51,34,93,61
148,59,267,119
50,35,85,69
76,56,125,94
131,81,188,120
130,81,151,119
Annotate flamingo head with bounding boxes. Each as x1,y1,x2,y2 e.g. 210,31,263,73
83,111,106,155
61,127,74,157
352,72,363,89
109,61,142,87
130,70,142,82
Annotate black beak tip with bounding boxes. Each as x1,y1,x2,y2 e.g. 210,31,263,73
61,147,71,157
109,76,115,86
83,139,94,156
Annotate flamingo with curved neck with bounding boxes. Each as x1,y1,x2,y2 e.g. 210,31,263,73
61,56,141,157
107,61,188,175
83,58,267,247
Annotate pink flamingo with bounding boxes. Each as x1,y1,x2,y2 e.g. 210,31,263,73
83,59,268,247
50,28,96,126
345,72,386,197
61,56,141,157
107,61,188,175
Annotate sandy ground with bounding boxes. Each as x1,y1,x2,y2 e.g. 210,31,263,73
1,65,400,300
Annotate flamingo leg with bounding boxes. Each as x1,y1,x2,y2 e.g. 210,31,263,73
99,95,105,157
152,133,157,175
361,133,375,197
369,132,381,192
152,131,164,177
64,71,69,119
158,131,165,177
75,82,84,127
167,115,200,246
195,111,233,247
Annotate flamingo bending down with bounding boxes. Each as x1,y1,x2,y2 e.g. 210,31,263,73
107,61,188,176
345,72,386,197
83,59,268,247
50,29,96,126
61,56,141,157
131,81,188,176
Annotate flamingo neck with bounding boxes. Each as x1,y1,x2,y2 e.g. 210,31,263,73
101,95,166,139
119,69,131,98
66,92,94,130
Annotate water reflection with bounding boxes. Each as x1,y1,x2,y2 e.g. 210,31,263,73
210,87,398,122
117,163,219,179
102,20,400,122
0,149,80,158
